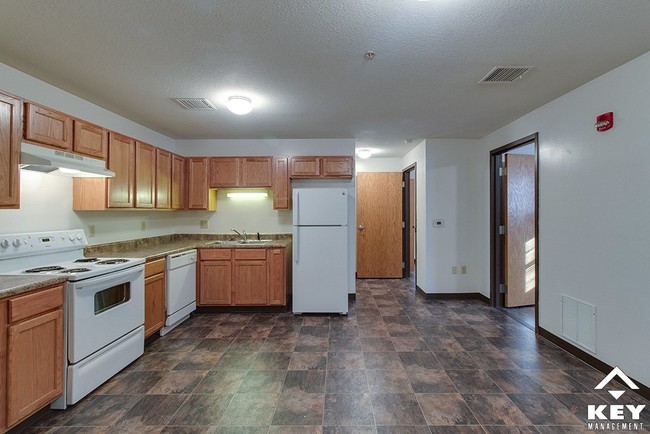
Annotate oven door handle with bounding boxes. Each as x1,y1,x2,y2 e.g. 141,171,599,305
69,265,144,291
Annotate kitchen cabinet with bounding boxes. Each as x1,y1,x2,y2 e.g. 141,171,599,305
197,247,288,307
187,157,217,211
24,102,73,151
135,141,156,209
1,285,64,431
0,92,22,209
107,132,136,208
155,148,172,209
289,156,354,179
144,259,166,338
198,249,233,305
272,157,290,210
171,153,185,210
210,157,272,188
73,119,108,159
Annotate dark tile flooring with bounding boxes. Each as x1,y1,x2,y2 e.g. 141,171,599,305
14,279,650,433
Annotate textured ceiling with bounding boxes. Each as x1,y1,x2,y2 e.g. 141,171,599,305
0,0,649,157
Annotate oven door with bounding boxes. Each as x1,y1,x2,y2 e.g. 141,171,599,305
68,265,144,363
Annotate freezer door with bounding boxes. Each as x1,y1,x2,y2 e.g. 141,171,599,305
293,226,348,314
293,188,348,226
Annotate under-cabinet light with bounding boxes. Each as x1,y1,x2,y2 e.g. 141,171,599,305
226,191,269,199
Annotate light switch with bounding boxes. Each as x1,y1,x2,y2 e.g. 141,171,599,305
452,266,458,275
460,265,467,274
200,220,209,229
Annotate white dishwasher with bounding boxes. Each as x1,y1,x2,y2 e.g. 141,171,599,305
161,249,197,335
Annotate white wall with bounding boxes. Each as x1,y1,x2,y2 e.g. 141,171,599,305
355,157,405,173
478,51,650,386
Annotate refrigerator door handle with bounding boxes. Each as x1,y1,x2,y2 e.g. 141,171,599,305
294,226,299,264
295,191,300,227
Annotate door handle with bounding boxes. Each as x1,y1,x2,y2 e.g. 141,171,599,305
358,225,364,231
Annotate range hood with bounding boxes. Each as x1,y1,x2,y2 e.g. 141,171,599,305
20,143,115,178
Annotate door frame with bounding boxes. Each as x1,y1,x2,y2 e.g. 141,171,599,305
402,163,416,281
490,133,539,332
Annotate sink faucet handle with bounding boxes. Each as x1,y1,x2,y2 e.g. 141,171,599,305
242,230,247,240
257,232,260,241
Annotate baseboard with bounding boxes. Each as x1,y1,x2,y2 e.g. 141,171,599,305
196,306,289,313
348,293,356,300
417,289,489,304
539,327,650,400
416,285,431,299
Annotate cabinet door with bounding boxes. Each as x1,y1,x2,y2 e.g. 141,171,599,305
73,119,107,159
322,156,354,178
272,157,290,210
144,272,166,337
7,309,64,427
107,132,135,208
289,156,321,178
171,154,185,210
233,250,268,305
242,157,272,187
156,148,172,209
209,157,240,187
24,103,72,150
187,157,209,210
135,141,156,208
267,248,286,305
0,92,22,208
199,260,233,305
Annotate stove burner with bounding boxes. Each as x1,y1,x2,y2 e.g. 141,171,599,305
74,258,100,263
24,266,66,273
60,268,92,273
96,259,129,265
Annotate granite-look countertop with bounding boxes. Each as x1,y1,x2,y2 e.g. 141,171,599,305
0,275,68,300
84,233,292,262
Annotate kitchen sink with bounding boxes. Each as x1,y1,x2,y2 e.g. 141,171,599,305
203,240,238,246
237,239,272,245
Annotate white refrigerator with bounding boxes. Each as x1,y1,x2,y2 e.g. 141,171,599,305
292,187,349,314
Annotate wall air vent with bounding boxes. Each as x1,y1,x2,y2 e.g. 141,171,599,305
479,66,533,84
173,98,216,110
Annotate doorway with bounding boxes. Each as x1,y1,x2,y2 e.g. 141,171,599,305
490,133,539,331
402,165,416,283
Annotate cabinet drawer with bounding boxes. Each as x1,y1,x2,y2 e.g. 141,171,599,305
200,249,233,260
145,258,166,277
235,249,266,260
8,285,64,323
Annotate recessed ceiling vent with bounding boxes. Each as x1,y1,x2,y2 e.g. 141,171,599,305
479,66,533,84
173,98,216,110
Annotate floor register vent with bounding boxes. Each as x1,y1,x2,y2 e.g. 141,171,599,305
561,295,596,353
479,66,533,83
173,98,216,110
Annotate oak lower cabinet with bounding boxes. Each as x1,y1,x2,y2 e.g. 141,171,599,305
0,92,22,209
198,247,288,307
1,285,64,432
144,259,166,338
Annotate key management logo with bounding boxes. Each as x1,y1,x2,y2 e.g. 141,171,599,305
587,367,646,431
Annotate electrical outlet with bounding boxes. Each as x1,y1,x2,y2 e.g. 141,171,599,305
200,220,209,229
461,265,467,274
452,266,458,275
88,225,96,237
140,221,146,231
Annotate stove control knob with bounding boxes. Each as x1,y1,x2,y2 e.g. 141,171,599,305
76,233,84,240
0,239,9,248
12,239,21,247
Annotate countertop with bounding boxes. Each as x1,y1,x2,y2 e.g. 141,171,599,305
0,275,68,300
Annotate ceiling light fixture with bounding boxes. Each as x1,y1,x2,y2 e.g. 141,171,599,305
356,149,372,159
226,96,253,115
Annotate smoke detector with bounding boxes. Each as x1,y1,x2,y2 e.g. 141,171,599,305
479,66,533,84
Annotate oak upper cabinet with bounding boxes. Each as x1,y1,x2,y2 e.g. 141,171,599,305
233,249,268,305
289,156,354,179
272,157,290,210
155,148,172,209
267,248,287,305
322,156,354,177
187,157,216,210
73,120,107,160
144,259,166,338
0,92,22,209
210,157,272,188
171,154,185,210
4,285,64,429
198,249,233,305
24,102,73,151
289,156,321,178
241,157,272,187
209,157,240,188
135,141,156,209
107,132,136,208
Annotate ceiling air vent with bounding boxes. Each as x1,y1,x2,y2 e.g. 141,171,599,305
173,98,216,110
479,66,533,84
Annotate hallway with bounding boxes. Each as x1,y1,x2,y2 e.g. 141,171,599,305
17,279,649,433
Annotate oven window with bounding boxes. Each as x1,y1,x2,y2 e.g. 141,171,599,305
94,283,130,315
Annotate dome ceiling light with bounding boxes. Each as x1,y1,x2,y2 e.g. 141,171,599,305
226,96,253,115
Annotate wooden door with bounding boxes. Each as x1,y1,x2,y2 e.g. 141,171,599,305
233,249,267,305
272,157,290,210
357,172,403,278
73,120,107,159
504,154,536,307
409,177,416,272
24,103,72,150
267,248,286,305
155,148,172,209
242,157,272,187
0,92,22,208
171,154,185,210
135,141,156,208
210,157,240,187
7,309,64,427
107,132,135,208
144,272,166,337
187,157,209,210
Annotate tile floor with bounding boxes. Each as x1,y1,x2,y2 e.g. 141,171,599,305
14,279,650,433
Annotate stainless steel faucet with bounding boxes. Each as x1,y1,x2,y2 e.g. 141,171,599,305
231,228,247,241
